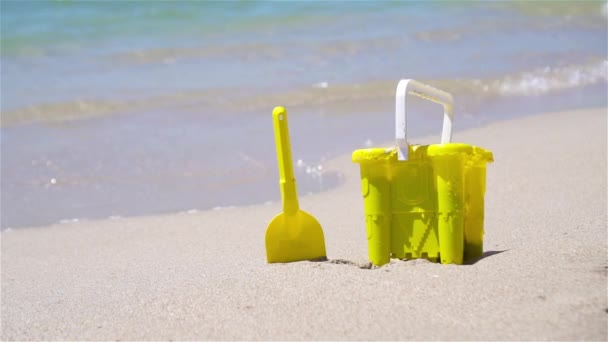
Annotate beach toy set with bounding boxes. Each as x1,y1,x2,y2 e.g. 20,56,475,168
265,79,493,266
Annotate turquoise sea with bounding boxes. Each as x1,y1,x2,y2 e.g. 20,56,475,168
1,1,607,228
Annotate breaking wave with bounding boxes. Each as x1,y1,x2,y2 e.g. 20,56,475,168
2,60,606,126
476,60,608,96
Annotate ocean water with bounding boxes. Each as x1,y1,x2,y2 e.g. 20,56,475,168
1,1,607,228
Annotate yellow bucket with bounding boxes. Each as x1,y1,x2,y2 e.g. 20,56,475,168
352,80,493,266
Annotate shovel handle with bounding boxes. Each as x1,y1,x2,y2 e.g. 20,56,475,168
272,107,300,214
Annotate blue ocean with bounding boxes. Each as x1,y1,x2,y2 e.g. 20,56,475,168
1,1,607,228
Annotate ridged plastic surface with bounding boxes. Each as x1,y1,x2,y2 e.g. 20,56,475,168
352,144,493,266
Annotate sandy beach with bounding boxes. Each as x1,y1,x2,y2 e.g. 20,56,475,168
1,107,606,340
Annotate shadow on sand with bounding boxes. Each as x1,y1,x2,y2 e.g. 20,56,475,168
464,250,509,265
303,250,509,269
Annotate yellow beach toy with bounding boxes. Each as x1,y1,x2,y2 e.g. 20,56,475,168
352,80,493,266
265,107,327,263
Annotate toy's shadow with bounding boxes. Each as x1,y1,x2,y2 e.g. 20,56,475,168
305,250,508,268
464,250,508,265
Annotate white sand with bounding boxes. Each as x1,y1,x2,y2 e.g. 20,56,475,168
2,108,607,340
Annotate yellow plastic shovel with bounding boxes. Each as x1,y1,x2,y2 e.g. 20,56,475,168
265,107,327,263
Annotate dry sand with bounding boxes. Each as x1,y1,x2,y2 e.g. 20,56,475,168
2,107,607,340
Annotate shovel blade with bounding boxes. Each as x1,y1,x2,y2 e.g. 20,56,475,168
265,210,327,263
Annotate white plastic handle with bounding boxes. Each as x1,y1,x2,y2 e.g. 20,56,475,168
395,79,454,161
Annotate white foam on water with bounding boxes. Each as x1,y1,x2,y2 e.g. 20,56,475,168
492,60,608,96
59,218,80,224
312,81,329,89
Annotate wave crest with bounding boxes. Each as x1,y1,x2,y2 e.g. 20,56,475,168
485,60,608,96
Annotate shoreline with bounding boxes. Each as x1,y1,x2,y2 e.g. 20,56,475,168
3,105,606,231
2,107,607,340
